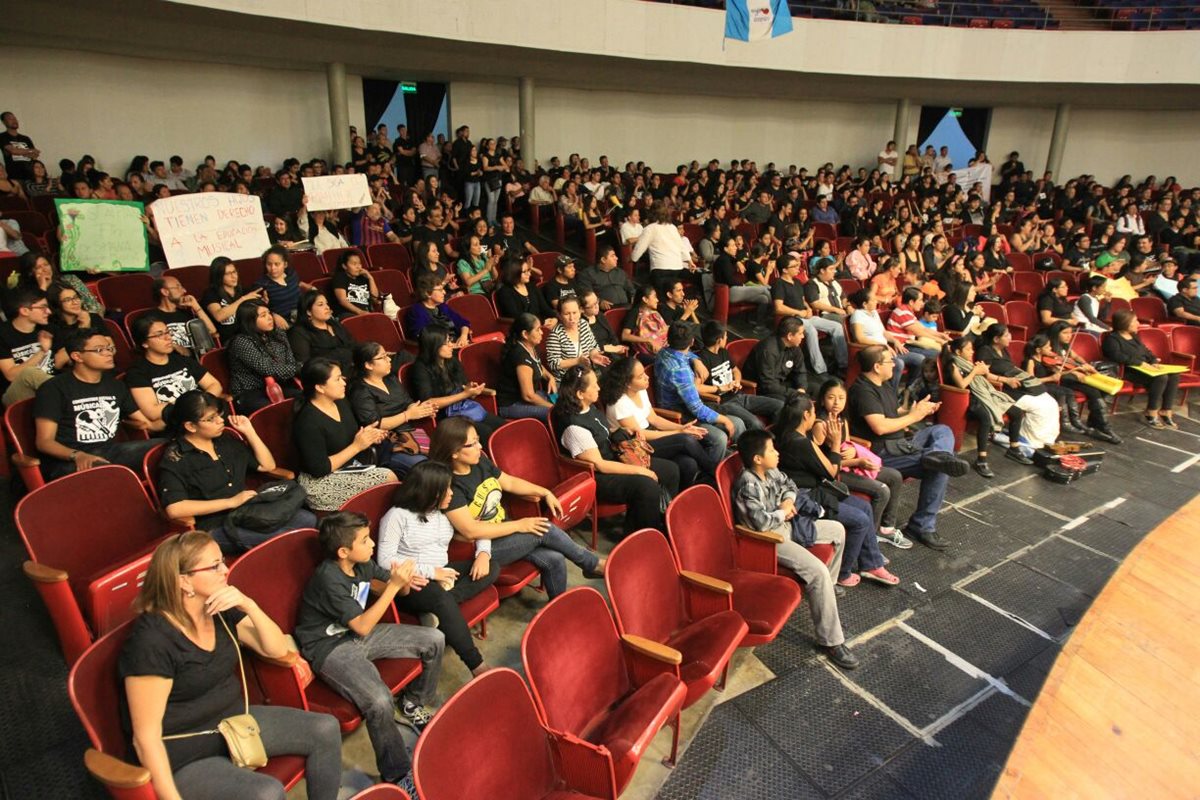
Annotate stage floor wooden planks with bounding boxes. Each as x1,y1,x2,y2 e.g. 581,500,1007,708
993,496,1200,800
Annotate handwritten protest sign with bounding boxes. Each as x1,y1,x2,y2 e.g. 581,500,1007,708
150,192,271,268
302,174,371,212
54,199,150,273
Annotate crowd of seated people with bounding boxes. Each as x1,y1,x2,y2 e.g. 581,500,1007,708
6,119,1200,797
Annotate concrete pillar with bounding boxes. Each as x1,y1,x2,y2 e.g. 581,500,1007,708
326,62,351,166
893,98,911,153
519,77,535,168
1045,103,1071,181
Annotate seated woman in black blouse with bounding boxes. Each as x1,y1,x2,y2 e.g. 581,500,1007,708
121,530,341,800
411,239,458,295
158,390,315,553
293,357,397,511
288,290,356,373
46,280,106,371
202,256,268,333
409,327,505,446
349,341,436,477
1036,278,1078,329
226,300,302,413
982,235,1011,273
1102,309,1181,429
496,314,556,422
493,253,556,326
127,313,224,422
974,323,1060,451
403,273,470,345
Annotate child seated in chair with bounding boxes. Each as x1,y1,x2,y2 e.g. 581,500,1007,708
294,512,446,794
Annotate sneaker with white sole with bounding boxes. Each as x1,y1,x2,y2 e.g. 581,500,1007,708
877,527,914,549
395,699,434,733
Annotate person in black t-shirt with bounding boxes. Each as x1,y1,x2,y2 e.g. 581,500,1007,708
847,345,967,551
488,212,539,258
496,314,556,421
127,313,223,422
295,512,444,791
659,278,700,329
329,249,378,318
693,321,783,432
0,112,38,181
1168,276,1200,325
153,274,219,354
120,530,343,800
541,255,579,310
0,286,54,405
34,331,163,480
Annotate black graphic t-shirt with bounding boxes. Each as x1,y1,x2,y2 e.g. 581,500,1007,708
34,372,137,451
331,272,373,312
158,309,195,349
124,353,210,405
0,322,51,371
695,346,736,403
448,456,506,525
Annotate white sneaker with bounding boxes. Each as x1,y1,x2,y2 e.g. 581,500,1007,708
878,527,914,549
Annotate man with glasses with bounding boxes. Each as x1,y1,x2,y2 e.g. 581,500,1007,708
0,286,54,405
34,331,163,480
848,345,968,551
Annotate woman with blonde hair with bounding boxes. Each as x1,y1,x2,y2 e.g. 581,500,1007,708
120,530,342,800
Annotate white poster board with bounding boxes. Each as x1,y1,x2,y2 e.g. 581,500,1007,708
948,162,994,202
302,174,371,212
151,192,271,268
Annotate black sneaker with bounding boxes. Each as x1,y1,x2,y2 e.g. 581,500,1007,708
822,644,860,670
1004,448,1035,466
396,700,433,733
920,451,970,477
973,459,995,479
1088,427,1123,445
906,526,948,551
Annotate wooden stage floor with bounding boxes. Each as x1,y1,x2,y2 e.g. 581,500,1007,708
993,495,1200,799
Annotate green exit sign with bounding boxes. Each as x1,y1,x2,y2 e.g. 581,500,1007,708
950,107,964,117
400,82,417,94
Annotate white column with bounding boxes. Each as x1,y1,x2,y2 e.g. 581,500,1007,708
326,62,351,166
519,77,535,168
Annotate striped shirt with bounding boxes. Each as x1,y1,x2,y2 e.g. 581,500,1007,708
545,322,598,378
377,506,488,579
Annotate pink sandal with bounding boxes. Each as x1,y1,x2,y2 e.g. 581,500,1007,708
837,573,861,588
861,567,900,586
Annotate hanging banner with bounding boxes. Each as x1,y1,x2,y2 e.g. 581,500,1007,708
948,162,994,202
54,199,150,273
151,192,271,268
725,0,794,42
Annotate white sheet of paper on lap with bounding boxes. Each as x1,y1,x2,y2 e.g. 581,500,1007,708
302,174,372,212
151,192,271,268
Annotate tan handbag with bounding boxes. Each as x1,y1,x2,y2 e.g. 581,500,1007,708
163,613,268,769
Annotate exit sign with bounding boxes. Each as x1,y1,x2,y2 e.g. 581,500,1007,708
950,107,964,117
400,82,417,94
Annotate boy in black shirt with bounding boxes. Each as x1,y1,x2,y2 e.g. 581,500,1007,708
692,321,782,432
34,331,163,480
295,512,445,793
0,286,54,405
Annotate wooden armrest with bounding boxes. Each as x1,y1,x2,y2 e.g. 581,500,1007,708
654,408,683,423
23,560,67,583
480,387,497,396
739,378,757,391
735,524,784,544
621,633,683,665
84,749,151,790
261,467,295,480
12,452,40,469
370,578,388,595
680,569,733,594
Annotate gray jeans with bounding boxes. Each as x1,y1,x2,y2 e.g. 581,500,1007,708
801,315,849,374
318,623,445,782
772,519,846,647
171,704,343,800
488,525,600,598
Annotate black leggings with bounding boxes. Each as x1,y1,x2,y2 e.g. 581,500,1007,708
596,456,679,537
647,433,708,487
968,397,1023,456
394,558,499,671
1130,372,1180,412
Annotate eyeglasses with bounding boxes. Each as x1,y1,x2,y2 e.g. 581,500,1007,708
460,440,482,450
81,345,117,354
26,303,50,311
184,559,226,575
198,414,224,425
60,295,81,303
147,330,173,339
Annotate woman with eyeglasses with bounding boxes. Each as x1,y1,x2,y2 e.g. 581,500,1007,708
157,390,315,552
410,327,505,447
494,252,556,327
293,357,397,511
8,250,104,317
349,341,435,477
121,531,341,800
551,362,678,537
127,312,224,423
45,280,105,369
227,300,302,413
202,256,266,332
403,273,471,345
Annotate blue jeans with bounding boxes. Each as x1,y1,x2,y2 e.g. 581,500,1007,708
212,508,318,555
878,424,954,534
836,494,885,578
892,348,927,390
172,705,343,800
463,181,481,209
488,525,600,597
318,623,445,782
386,450,427,477
500,394,552,422
484,184,502,224
801,315,849,374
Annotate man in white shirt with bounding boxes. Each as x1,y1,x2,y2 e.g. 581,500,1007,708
933,146,953,175
619,209,644,246
877,141,899,179
530,175,556,206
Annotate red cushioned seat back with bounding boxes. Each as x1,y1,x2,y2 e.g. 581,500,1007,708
605,529,687,645
667,485,736,581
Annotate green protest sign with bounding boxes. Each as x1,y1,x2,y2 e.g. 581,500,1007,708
54,199,150,273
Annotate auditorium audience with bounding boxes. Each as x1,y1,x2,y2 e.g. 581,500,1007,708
410,326,505,445
227,300,302,413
